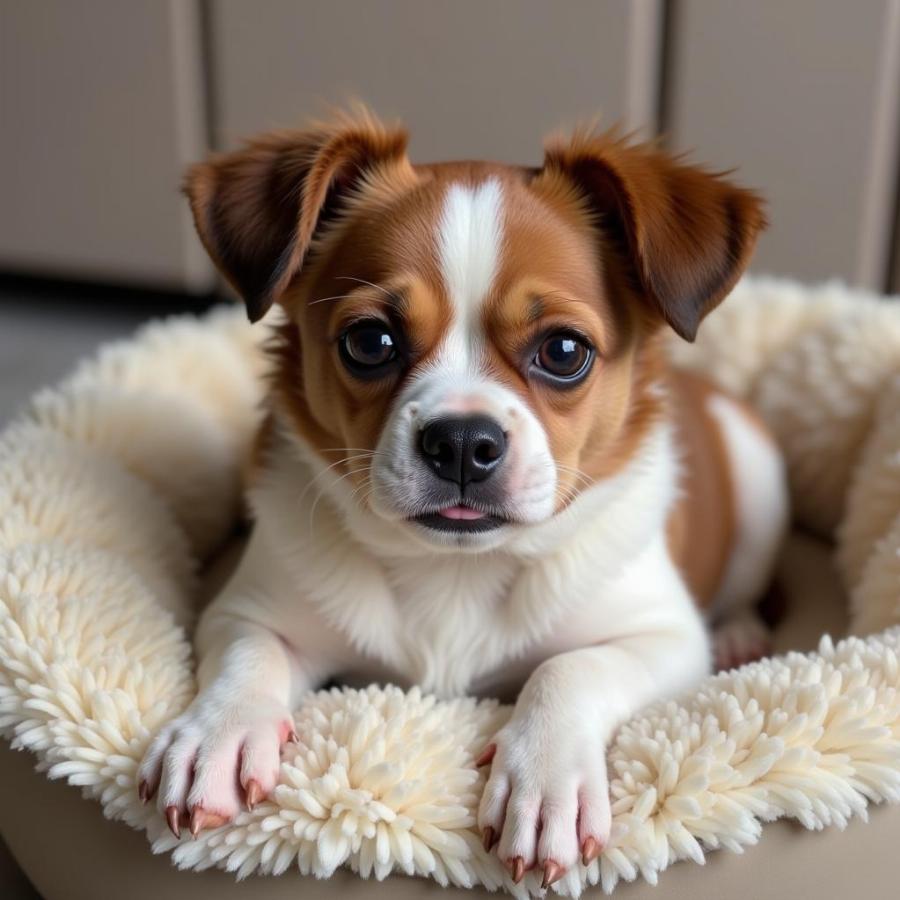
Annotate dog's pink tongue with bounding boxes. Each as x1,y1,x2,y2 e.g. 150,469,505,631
438,505,485,521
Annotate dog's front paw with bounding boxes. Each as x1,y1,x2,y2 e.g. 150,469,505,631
477,717,611,887
713,610,771,671
138,694,296,837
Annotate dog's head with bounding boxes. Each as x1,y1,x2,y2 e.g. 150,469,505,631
187,110,764,551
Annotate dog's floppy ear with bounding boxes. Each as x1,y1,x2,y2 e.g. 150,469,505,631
185,112,409,321
541,128,766,341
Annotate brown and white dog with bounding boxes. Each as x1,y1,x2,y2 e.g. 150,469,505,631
139,111,788,888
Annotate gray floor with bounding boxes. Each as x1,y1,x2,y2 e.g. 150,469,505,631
0,283,216,426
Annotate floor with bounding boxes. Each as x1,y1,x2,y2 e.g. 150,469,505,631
0,277,219,426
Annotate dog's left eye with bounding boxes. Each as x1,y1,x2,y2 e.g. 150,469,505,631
340,320,398,374
532,333,594,383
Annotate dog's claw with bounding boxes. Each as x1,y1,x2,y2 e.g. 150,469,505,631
542,860,564,888
189,807,227,837
581,836,603,866
165,805,181,839
286,728,299,744
509,856,525,884
245,779,264,811
475,743,497,767
482,826,495,852
138,779,151,804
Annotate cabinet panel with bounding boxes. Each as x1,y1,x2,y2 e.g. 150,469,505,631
209,0,662,162
666,0,900,289
0,0,213,290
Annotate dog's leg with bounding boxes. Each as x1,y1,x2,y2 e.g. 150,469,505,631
137,614,312,836
478,597,709,885
707,395,788,672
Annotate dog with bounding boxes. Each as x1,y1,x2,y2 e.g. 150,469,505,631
138,110,788,888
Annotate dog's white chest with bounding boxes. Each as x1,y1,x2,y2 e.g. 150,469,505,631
384,554,520,696
251,423,684,699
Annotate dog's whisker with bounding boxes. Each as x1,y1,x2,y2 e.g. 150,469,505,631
335,275,395,299
355,485,379,511
302,453,373,485
551,460,593,479
553,479,581,507
319,447,388,457
557,474,584,494
558,474,593,493
552,462,595,489
308,464,372,531
349,477,375,511
349,475,372,497
299,453,377,504
307,293,357,306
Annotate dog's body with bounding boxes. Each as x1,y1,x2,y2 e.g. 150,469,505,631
139,112,787,886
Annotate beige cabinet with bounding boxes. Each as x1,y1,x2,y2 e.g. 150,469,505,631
0,0,213,291
665,0,900,289
207,0,663,162
2,2,900,295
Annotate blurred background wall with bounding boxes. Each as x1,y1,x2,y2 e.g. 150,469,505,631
2,0,900,296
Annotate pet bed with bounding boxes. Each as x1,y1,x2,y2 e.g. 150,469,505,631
2,277,900,898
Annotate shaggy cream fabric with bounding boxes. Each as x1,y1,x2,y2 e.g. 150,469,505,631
2,279,900,898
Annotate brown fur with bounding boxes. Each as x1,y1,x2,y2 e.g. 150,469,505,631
185,109,412,322
185,110,767,605
666,372,738,607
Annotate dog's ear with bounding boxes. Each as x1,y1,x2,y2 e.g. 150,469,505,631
185,112,410,321
540,128,766,341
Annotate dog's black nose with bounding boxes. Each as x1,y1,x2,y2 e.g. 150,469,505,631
419,415,507,487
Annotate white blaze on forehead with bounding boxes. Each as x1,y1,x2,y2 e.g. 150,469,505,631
436,178,504,367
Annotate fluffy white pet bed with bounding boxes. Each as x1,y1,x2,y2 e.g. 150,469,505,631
2,277,900,898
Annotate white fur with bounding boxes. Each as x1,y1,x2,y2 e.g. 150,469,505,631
436,177,503,372
709,394,789,614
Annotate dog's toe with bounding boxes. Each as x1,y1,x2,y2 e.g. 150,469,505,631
496,790,541,874
478,725,612,883
142,697,295,836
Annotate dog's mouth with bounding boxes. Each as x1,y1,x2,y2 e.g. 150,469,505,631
411,504,508,533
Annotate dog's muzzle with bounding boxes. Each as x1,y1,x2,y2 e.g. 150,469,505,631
411,414,510,534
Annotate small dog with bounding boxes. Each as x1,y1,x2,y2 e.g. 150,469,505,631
139,110,787,887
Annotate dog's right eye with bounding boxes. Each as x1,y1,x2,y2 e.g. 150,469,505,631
340,320,399,375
